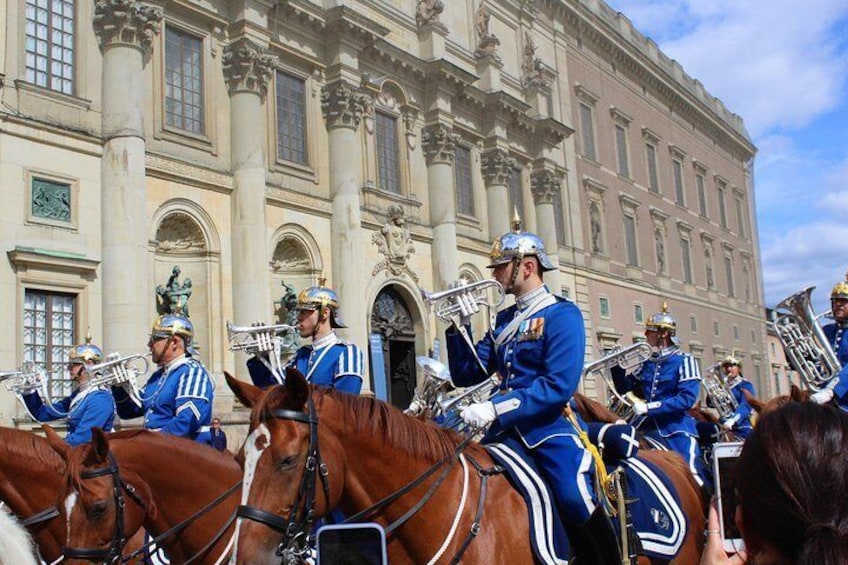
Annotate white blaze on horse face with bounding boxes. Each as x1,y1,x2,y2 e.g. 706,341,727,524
229,423,270,564
64,491,78,541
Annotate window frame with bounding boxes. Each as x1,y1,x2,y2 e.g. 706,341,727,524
578,102,597,162
275,69,310,167
24,0,76,95
614,124,630,178
454,143,475,217
374,110,402,194
163,25,206,136
23,289,77,398
599,296,611,319
645,142,659,193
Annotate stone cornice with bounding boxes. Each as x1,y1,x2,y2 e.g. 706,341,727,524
362,39,428,83
425,59,478,92
649,206,669,223
222,38,277,97
522,115,574,147
321,79,371,130
480,147,515,186
325,6,391,45
421,123,459,165
92,0,163,51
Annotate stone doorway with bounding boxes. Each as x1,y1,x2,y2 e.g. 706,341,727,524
370,286,416,409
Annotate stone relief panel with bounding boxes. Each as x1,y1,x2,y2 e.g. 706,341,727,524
154,212,207,254
372,205,418,283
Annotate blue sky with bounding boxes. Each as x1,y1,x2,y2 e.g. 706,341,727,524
604,0,848,313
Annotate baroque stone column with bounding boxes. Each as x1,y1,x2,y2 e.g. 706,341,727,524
421,123,460,291
321,80,370,350
93,0,162,353
481,147,514,240
531,167,562,291
222,38,276,325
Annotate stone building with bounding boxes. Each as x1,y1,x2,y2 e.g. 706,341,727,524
0,0,764,430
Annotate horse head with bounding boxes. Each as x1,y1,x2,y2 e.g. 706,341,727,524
45,426,154,565
227,368,343,564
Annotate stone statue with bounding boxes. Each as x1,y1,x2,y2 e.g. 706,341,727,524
415,0,444,28
155,265,193,316
589,204,602,254
473,0,501,62
521,30,537,78
475,0,491,38
654,229,666,274
276,279,299,327
372,205,418,282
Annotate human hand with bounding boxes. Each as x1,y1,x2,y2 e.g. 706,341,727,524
460,401,496,428
810,389,834,405
631,400,648,417
720,416,738,431
405,399,424,417
699,498,747,565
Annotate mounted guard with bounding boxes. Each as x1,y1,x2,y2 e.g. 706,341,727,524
709,356,756,439
810,271,848,409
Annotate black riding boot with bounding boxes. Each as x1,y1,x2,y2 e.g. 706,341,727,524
570,507,622,565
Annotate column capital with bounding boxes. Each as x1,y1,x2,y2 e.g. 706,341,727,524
480,147,514,186
222,38,277,98
93,0,163,52
421,123,459,165
321,80,371,130
530,168,561,204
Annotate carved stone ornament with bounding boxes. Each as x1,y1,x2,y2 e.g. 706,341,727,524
269,237,311,272
521,30,550,89
473,0,501,63
321,80,371,130
481,148,515,186
154,212,207,254
415,0,444,28
403,107,418,150
421,123,459,165
155,265,193,317
371,287,414,339
92,0,163,51
372,204,418,282
530,169,561,204
222,38,277,98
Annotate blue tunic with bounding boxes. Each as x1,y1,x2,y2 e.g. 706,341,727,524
247,333,363,395
113,356,215,445
725,377,756,438
825,322,848,411
23,386,116,447
446,287,598,524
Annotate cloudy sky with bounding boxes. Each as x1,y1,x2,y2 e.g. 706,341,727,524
604,0,848,313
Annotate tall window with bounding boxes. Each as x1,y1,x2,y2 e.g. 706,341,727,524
615,125,629,177
672,160,685,205
717,182,728,228
553,192,567,247
276,71,308,165
165,27,204,134
454,145,474,216
508,168,525,220
734,196,746,237
634,303,644,324
696,174,708,216
645,143,659,193
725,255,735,297
624,214,638,266
680,237,693,284
24,290,75,397
599,296,611,319
375,112,401,193
579,103,596,161
25,0,75,94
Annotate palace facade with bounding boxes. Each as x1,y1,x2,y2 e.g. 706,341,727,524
0,0,762,428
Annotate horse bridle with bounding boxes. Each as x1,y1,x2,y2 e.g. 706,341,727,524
63,452,146,564
236,396,333,564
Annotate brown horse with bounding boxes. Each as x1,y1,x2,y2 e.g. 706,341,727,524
745,384,810,416
227,371,704,564
45,427,242,564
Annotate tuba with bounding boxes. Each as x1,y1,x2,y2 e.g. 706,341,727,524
84,352,149,405
771,287,841,392
701,363,738,421
583,342,653,423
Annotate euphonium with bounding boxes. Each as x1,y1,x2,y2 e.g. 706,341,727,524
701,363,738,421
771,287,841,392
583,342,653,423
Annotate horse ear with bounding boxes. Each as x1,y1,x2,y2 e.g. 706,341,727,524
91,428,110,462
284,366,310,408
225,372,262,409
43,424,70,460
744,389,763,413
790,384,806,402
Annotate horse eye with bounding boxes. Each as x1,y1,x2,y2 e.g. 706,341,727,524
89,500,108,519
277,455,298,470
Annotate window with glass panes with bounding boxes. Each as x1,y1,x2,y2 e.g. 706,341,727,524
376,111,401,193
454,145,474,216
634,304,644,324
276,71,308,165
717,182,728,228
25,0,75,94
646,143,659,193
725,255,735,297
165,27,204,134
672,160,685,205
553,192,567,247
508,168,525,220
23,290,75,397
615,125,629,177
735,196,746,237
579,103,596,161
696,174,707,216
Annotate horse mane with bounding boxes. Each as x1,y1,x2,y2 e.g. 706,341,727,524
572,393,620,424
255,385,473,463
0,506,37,565
0,428,64,475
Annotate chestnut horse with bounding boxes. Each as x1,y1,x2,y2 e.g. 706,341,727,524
45,428,242,564
227,371,704,564
745,384,810,416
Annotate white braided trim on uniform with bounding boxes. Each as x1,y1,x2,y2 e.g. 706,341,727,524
212,532,236,565
426,453,470,565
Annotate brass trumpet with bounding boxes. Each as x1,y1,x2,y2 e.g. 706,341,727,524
0,362,62,421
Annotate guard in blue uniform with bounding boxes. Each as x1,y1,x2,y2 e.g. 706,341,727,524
811,272,848,410
716,356,756,439
112,312,215,445
611,304,709,488
23,337,115,446
247,278,363,395
446,220,621,564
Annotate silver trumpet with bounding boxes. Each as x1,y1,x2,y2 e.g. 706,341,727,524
0,362,63,421
771,286,841,392
84,352,149,405
582,342,653,424
227,321,299,377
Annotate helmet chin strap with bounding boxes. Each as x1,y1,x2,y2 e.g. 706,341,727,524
311,307,329,341
507,256,523,293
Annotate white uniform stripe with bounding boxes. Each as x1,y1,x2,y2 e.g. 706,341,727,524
622,457,685,554
568,435,598,517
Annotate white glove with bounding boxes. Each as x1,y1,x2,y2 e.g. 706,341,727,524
721,416,739,431
631,401,648,417
460,401,497,428
405,399,424,417
811,389,834,405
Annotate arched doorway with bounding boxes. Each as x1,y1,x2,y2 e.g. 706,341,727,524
370,286,416,409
